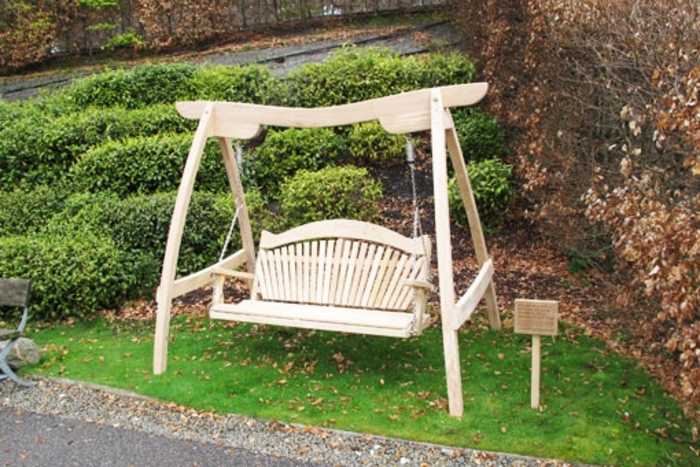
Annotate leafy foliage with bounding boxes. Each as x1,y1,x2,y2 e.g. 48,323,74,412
286,48,474,107
67,63,196,109
449,159,513,228
103,31,144,51
187,65,283,103
0,104,193,188
452,109,505,162
456,0,700,406
280,166,382,227
245,128,345,198
348,121,406,166
0,0,56,70
46,190,268,282
68,133,227,195
0,232,148,320
417,52,476,87
0,187,67,236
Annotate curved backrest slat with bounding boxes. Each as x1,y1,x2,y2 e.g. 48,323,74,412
260,220,429,256
253,221,431,311
176,83,488,137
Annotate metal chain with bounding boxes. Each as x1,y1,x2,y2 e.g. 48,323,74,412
405,139,423,238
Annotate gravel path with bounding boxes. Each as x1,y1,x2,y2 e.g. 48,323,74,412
1,378,574,466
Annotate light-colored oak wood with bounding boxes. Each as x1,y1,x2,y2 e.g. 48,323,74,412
210,300,415,337
531,335,541,409
167,249,247,299
176,83,488,137
256,242,426,311
452,259,494,330
260,220,426,255
514,299,559,336
431,89,464,417
154,103,214,375
445,114,501,331
155,86,503,420
218,138,256,276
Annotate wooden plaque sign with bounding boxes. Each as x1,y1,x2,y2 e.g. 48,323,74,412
514,299,559,336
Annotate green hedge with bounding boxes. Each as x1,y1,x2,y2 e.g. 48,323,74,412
67,63,196,109
187,65,283,104
0,186,67,236
417,52,476,88
0,104,194,188
280,166,382,227
452,109,505,162
65,63,281,109
0,232,149,320
245,128,345,198
46,190,269,282
449,159,513,228
286,48,475,107
348,121,406,166
68,133,228,195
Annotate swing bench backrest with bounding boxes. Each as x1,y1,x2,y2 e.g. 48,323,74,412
252,220,431,311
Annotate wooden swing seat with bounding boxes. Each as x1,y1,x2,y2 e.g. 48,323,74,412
209,219,433,337
154,84,503,416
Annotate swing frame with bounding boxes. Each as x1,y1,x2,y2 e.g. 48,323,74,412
153,84,501,417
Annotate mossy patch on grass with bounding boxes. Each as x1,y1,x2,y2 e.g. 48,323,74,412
24,316,697,466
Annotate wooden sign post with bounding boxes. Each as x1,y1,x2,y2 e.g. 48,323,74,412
514,299,559,409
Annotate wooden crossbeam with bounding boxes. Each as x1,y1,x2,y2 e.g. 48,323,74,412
176,83,487,137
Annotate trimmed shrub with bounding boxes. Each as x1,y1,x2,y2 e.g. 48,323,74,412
67,63,196,109
348,121,406,166
0,99,25,131
0,104,194,188
187,65,283,104
280,166,382,227
68,133,228,195
65,63,283,110
245,128,345,198
286,48,423,107
0,186,67,236
0,233,149,320
452,109,505,162
286,48,476,107
449,159,513,228
417,52,476,87
45,189,269,282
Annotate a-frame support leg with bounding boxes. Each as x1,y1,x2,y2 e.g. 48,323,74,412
154,104,214,375
445,114,501,330
218,137,256,295
430,89,464,417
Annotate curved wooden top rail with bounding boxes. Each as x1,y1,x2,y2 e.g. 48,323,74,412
176,83,488,138
259,219,430,255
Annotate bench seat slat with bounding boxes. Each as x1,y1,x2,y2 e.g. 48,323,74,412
210,300,414,336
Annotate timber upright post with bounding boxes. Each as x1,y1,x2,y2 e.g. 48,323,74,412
430,88,464,417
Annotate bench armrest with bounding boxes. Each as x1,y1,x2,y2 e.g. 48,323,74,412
210,267,255,281
402,279,434,291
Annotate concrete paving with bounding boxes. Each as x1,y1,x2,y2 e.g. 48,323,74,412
0,407,316,467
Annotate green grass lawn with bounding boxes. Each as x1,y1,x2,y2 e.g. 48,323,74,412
22,315,698,466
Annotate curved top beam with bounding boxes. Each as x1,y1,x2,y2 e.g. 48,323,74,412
175,83,488,138
259,219,430,255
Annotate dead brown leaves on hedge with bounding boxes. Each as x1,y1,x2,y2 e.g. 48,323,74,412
455,0,700,411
